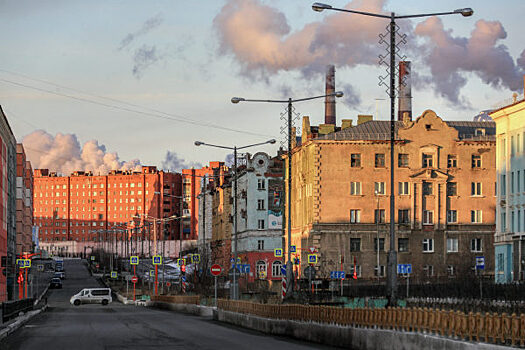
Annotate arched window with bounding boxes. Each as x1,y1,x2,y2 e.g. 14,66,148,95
256,260,267,279
272,261,283,278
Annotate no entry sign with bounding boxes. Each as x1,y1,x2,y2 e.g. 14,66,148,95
131,276,138,284
210,264,222,276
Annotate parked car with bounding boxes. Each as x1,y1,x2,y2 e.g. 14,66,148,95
54,271,65,279
70,288,112,306
50,278,62,289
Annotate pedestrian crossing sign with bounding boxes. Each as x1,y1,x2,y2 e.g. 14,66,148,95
130,256,139,265
152,256,162,265
177,258,185,266
274,249,283,258
150,270,155,277
308,254,318,264
111,271,118,278
192,254,200,263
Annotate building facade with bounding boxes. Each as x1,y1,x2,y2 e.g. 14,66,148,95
0,107,17,301
211,177,232,272
490,94,525,282
288,110,496,283
16,144,34,255
234,152,284,284
33,166,182,255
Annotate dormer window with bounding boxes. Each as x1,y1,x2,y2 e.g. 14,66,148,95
475,128,485,136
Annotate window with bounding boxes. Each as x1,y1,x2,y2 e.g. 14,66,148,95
447,183,457,196
423,265,434,277
374,265,385,277
375,153,385,167
374,238,385,252
471,210,482,223
501,174,506,196
422,153,433,168
257,179,265,190
447,155,457,168
257,199,265,210
375,182,385,195
518,171,521,192
422,238,434,253
374,209,385,223
447,238,458,252
272,261,283,277
398,209,410,224
471,182,482,196
398,154,409,167
398,238,409,252
350,182,361,195
350,238,361,252
398,182,409,195
350,153,361,167
257,219,265,229
350,210,361,223
423,182,433,195
512,172,515,193
447,265,455,277
471,238,483,252
472,155,481,168
423,210,434,225
350,265,361,278
256,261,267,279
447,210,457,223
257,240,264,250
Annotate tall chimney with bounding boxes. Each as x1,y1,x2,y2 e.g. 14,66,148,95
324,65,336,125
398,61,412,121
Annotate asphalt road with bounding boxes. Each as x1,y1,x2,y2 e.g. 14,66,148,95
2,260,333,350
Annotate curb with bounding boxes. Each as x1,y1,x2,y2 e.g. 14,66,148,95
0,305,48,341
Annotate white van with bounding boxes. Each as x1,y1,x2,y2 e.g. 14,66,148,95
70,288,112,306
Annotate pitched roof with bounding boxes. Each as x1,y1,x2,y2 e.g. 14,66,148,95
316,120,495,141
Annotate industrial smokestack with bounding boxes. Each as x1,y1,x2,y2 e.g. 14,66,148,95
398,61,412,121
324,65,336,125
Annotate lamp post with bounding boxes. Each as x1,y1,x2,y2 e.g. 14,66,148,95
195,139,277,300
231,91,343,298
312,2,472,305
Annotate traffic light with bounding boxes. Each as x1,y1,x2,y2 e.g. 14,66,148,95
181,264,186,273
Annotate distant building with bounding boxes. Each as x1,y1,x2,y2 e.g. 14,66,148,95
490,91,525,283
33,166,181,256
0,107,17,301
288,110,496,283
474,110,494,122
16,144,34,255
211,171,232,273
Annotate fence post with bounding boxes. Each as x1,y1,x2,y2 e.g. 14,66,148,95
502,312,510,345
494,312,502,345
511,313,519,347
520,313,525,347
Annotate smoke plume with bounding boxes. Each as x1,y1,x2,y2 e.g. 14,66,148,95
132,44,164,78
214,0,525,105
22,130,141,175
119,13,163,50
161,151,202,172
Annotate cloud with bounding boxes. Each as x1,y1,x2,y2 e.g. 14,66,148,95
340,83,361,109
119,13,163,51
161,151,202,172
22,130,141,175
213,0,524,106
414,17,524,106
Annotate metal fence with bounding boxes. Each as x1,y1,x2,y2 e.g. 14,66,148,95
151,295,200,305
218,299,525,347
1,298,34,323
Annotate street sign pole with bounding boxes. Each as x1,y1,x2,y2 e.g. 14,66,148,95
133,265,136,301
155,265,158,296
214,275,217,307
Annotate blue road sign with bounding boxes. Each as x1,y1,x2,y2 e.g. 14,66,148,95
152,256,162,265
281,266,287,276
330,271,345,279
182,276,186,282
476,256,485,270
290,245,296,253
397,264,412,275
130,256,139,265
234,264,250,273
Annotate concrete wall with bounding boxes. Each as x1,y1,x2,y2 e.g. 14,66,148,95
214,309,509,350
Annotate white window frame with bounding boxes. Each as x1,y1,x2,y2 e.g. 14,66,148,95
422,238,434,253
257,179,266,190
423,210,434,225
374,182,386,195
272,261,283,277
447,210,457,223
423,265,434,277
471,210,482,223
446,238,458,253
398,182,409,195
374,265,385,277
257,199,265,210
257,219,265,230
471,238,483,252
350,182,361,195
471,182,482,196
350,210,361,223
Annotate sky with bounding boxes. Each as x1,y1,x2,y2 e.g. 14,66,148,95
1,0,524,175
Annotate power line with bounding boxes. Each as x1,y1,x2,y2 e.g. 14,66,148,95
0,72,275,138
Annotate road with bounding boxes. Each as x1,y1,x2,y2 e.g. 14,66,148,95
3,260,333,350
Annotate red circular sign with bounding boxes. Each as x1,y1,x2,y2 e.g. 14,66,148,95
166,282,171,287
131,276,138,284
210,264,222,276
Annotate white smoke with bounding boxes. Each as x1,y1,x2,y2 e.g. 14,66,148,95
213,0,524,106
22,130,142,175
161,150,202,172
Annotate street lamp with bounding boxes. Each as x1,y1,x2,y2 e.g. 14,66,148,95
195,139,276,300
312,2,472,305
231,91,343,299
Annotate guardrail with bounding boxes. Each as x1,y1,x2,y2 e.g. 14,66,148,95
2,298,34,323
151,295,199,305
217,300,525,347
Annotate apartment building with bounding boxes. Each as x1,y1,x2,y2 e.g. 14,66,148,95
288,110,496,282
16,144,33,255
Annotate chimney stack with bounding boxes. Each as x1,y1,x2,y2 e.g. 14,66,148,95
324,65,336,125
398,61,412,121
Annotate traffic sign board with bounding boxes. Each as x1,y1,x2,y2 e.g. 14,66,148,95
111,271,118,279
37,264,44,272
309,247,316,253
181,276,186,282
228,267,240,279
177,258,185,266
152,256,162,265
210,264,222,276
166,282,171,287
304,266,316,279
91,256,95,261
131,276,138,284
397,264,412,275
24,259,31,268
281,266,287,276
192,254,200,263
476,256,485,270
308,254,318,264
150,270,155,277
130,256,139,265
274,249,283,258
330,271,345,279
290,245,296,253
